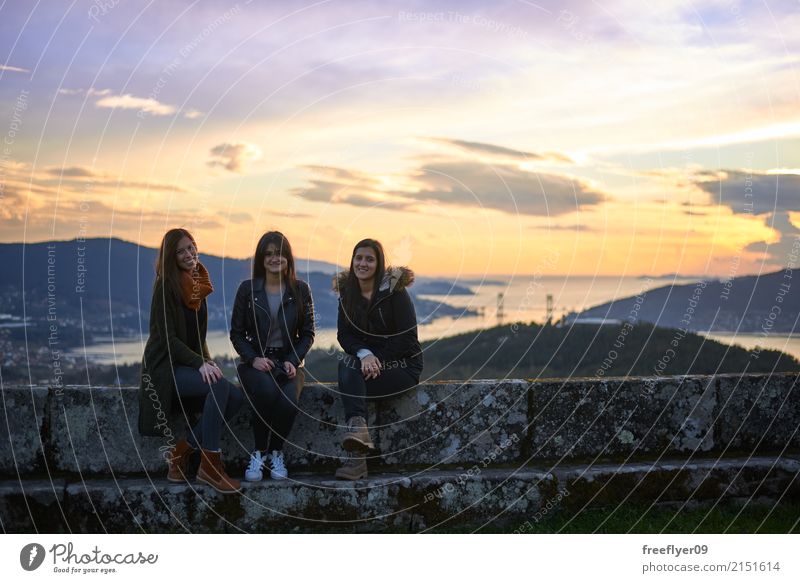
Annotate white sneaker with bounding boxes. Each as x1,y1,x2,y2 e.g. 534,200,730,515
269,450,288,480
244,450,267,482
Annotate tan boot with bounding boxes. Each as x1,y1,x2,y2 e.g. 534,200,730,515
334,453,368,481
166,439,195,483
342,416,374,452
197,449,241,494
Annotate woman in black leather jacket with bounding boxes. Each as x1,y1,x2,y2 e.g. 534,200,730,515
333,238,423,480
230,231,315,481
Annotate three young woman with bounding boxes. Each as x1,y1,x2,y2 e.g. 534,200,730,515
138,228,243,494
139,230,421,486
230,231,315,482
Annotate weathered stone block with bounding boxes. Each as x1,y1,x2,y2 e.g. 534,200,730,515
408,468,553,531
64,479,197,533
659,456,800,501
375,380,529,466
530,375,716,460
238,474,406,532
0,387,48,475
553,460,688,512
0,479,66,532
715,372,800,450
552,456,800,513
47,387,165,474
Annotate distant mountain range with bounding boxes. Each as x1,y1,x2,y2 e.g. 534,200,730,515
9,238,789,348
0,238,476,346
570,270,798,334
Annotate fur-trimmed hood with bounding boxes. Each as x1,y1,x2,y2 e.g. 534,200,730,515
332,265,415,296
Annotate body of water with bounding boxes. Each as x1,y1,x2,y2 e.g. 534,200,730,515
69,275,799,364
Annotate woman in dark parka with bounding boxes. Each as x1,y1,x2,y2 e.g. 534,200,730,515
333,238,423,480
138,228,243,493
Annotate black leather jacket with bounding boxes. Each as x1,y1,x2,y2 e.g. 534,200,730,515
230,278,315,367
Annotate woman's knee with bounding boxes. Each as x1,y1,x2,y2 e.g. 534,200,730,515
338,358,362,382
208,376,237,404
237,364,259,392
275,381,298,410
246,376,283,413
241,369,277,395
173,366,203,393
227,383,244,412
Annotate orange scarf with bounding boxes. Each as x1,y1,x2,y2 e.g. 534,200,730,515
180,262,213,310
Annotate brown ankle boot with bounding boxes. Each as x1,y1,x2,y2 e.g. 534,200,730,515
334,453,368,481
342,416,374,452
197,449,241,494
166,439,195,482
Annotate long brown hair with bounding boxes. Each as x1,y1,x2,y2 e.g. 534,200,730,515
341,238,386,329
252,231,304,329
154,228,196,304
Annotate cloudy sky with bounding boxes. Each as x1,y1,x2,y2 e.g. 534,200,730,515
1,0,798,276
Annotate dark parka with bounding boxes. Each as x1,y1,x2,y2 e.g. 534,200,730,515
335,266,423,370
138,280,211,437
229,278,315,368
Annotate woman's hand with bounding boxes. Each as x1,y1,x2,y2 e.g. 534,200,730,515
252,357,275,372
284,361,297,379
360,354,382,380
199,361,223,384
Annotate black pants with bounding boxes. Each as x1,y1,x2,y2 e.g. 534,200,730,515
338,354,421,420
173,366,243,451
238,363,302,452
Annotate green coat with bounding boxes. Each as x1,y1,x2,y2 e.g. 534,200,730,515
138,280,211,437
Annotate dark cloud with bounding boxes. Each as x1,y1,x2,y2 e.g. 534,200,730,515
694,171,800,215
301,165,380,185
406,161,603,216
339,194,412,211
293,179,413,211
46,166,96,178
294,180,351,203
428,138,573,164
292,166,406,208
744,211,800,268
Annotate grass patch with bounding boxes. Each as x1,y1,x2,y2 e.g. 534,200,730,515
429,501,800,534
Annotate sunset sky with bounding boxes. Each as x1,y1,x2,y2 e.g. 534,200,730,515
1,0,798,277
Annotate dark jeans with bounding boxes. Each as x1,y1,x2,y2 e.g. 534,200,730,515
338,354,421,420
238,363,301,452
173,366,243,451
